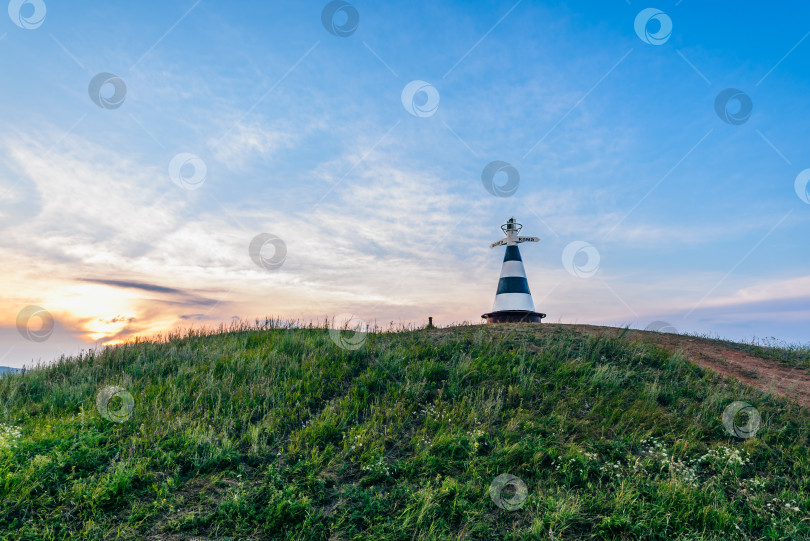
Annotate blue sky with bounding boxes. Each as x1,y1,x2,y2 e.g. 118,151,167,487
1,0,809,367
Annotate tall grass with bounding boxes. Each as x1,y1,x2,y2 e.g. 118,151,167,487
0,322,807,540
703,334,810,371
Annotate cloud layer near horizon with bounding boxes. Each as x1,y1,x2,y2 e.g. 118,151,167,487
1,1,809,366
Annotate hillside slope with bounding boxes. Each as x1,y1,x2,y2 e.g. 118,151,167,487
0,323,808,540
542,324,810,408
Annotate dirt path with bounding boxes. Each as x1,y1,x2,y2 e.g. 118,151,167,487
548,324,810,408
432,323,810,407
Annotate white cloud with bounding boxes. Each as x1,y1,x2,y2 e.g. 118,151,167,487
208,121,303,170
1,121,808,364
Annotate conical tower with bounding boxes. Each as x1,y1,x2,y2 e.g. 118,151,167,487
482,217,546,323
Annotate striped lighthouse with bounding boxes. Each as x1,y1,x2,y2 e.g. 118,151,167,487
482,217,546,323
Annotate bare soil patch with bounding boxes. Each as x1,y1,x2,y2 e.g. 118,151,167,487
431,323,810,407
554,324,810,407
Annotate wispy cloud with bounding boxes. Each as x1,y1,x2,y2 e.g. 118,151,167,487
2,1,809,365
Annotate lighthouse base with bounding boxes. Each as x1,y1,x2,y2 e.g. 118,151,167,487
481,310,546,323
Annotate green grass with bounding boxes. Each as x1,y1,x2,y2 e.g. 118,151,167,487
702,335,810,371
0,322,808,540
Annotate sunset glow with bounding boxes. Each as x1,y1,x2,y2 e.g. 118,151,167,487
1,1,809,367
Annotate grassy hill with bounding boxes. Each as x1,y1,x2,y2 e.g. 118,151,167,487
0,322,808,540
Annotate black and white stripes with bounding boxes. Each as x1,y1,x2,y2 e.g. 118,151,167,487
491,244,536,313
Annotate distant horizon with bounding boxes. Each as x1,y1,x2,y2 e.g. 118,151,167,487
3,314,809,371
2,1,809,368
